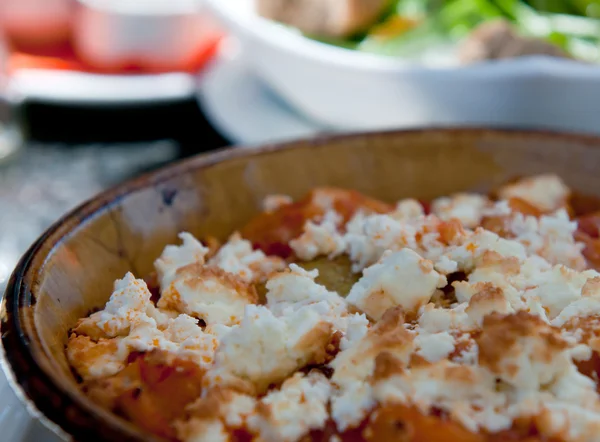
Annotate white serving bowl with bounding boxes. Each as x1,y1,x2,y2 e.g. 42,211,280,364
204,0,600,134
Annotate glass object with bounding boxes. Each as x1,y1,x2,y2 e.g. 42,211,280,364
0,33,23,163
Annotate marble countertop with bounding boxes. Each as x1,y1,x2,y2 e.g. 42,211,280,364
0,140,181,291
0,98,230,293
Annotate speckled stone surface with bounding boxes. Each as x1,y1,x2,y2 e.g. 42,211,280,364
0,140,180,291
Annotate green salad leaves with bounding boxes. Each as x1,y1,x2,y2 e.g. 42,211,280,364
311,0,600,62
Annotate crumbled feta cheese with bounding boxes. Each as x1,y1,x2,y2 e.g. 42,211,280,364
66,335,125,380
477,312,571,390
290,210,346,260
158,265,257,326
72,177,600,441
346,249,446,320
552,297,600,327
331,307,413,388
508,210,586,270
344,213,418,272
266,264,340,308
249,372,330,442
70,310,222,379
266,264,356,338
339,313,370,351
155,232,209,289
73,272,170,339
179,388,256,440
117,313,221,369
538,402,600,442
331,382,375,431
497,174,570,213
417,302,471,333
465,283,515,326
415,331,456,362
207,305,333,394
208,232,285,282
431,193,491,228
570,344,592,362
263,194,293,213
445,229,527,272
372,360,511,433
523,265,595,319
434,255,459,274
162,314,222,364
537,365,600,441
482,200,512,218
177,419,229,442
390,199,424,220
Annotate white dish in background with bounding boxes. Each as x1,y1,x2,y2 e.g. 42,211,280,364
74,0,216,72
6,69,197,105
204,0,600,135
198,41,327,144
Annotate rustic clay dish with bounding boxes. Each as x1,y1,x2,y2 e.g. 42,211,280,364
3,128,600,441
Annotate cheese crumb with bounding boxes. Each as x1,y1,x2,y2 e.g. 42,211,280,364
266,264,360,340
477,312,571,390
155,232,209,290
431,193,491,228
331,383,375,431
73,272,171,339
372,359,510,433
289,210,346,261
390,199,424,220
508,210,586,270
158,264,257,326
497,174,570,213
207,305,332,394
346,249,446,320
208,232,285,282
331,307,413,388
263,194,293,213
415,331,456,363
249,372,331,442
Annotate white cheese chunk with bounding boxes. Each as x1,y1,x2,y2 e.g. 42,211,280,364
155,232,209,289
289,210,346,261
208,232,285,282
497,174,570,213
431,193,491,228
158,264,257,326
207,305,332,394
249,372,331,442
346,249,446,320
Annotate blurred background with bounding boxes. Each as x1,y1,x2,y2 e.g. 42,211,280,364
0,0,599,437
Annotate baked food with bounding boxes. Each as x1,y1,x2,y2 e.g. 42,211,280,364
67,175,600,441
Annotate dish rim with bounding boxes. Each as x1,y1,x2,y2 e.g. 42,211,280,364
4,127,600,441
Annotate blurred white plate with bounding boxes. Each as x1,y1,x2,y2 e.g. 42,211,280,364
205,0,600,134
6,69,197,105
197,41,328,144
